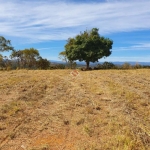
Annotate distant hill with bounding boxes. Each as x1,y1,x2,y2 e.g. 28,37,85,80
50,60,150,66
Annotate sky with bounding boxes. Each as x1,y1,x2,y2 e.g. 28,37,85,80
0,0,150,62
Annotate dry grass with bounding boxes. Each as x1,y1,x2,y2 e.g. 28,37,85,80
0,69,149,150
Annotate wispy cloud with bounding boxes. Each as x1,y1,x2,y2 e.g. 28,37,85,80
113,42,150,51
0,0,150,42
38,47,62,51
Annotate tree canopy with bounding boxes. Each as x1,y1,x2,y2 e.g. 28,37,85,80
65,28,113,69
10,48,39,69
0,36,14,52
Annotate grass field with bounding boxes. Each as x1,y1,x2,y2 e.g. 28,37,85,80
0,69,149,150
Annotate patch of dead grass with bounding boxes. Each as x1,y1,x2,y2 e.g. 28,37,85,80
0,69,149,150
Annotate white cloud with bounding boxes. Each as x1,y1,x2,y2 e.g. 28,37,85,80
0,0,150,42
113,42,150,51
132,43,150,49
38,47,62,51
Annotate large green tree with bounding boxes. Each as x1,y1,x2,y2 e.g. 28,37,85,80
65,28,113,69
0,36,14,52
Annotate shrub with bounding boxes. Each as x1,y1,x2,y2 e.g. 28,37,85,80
36,58,50,69
50,64,65,69
6,66,11,71
133,63,142,69
94,62,116,70
102,62,115,69
121,62,132,69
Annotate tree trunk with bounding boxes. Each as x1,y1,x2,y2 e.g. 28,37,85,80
86,61,90,70
17,58,20,68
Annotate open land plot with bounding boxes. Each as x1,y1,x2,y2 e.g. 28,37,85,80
0,69,149,150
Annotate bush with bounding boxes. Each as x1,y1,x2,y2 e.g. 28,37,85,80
102,62,115,69
142,65,150,69
94,62,116,70
93,62,150,70
36,58,50,69
50,64,65,69
133,63,142,69
6,66,12,71
80,67,93,71
121,63,132,69
95,64,103,70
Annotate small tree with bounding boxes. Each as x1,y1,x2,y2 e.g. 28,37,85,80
37,57,50,69
59,51,76,69
58,51,68,63
122,62,131,69
0,36,14,69
10,50,23,68
102,62,115,69
0,54,3,68
0,36,14,52
10,48,40,69
22,48,39,68
3,56,12,70
134,63,142,69
65,28,113,69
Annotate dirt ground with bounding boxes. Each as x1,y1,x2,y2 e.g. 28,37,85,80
0,69,149,150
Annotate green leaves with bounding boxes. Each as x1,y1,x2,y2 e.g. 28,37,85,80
0,36,14,52
10,48,40,69
65,28,113,69
36,57,50,69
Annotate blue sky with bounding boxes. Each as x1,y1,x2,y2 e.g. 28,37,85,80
0,0,150,62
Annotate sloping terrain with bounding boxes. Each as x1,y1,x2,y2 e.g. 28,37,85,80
0,69,149,150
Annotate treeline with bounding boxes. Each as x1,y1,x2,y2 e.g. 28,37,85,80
1,56,150,71
0,35,150,71
0,48,51,70
0,49,78,70
0,36,53,70
1,50,150,70
0,36,77,70
93,62,150,70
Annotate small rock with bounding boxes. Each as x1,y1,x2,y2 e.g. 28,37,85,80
96,107,101,110
64,120,69,125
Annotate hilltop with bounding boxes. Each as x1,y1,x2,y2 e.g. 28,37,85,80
0,69,149,150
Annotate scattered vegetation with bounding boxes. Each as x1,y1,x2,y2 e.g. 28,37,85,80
0,31,150,150
0,35,150,70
